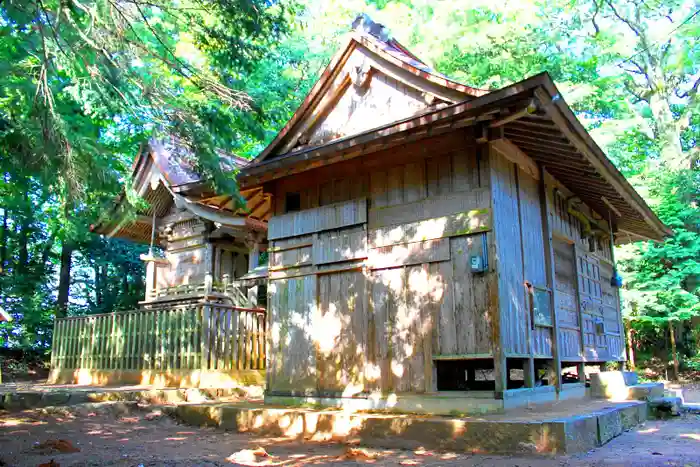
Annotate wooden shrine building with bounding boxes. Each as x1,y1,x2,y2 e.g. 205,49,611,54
237,16,669,409
93,138,272,305
48,139,272,387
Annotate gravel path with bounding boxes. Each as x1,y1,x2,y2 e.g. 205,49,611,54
0,404,698,467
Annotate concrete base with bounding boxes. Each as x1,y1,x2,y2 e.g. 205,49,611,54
648,396,683,417
0,386,251,412
627,383,665,401
265,392,504,415
47,368,265,388
265,385,579,416
167,399,648,454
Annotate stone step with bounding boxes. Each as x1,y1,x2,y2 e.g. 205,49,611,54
165,400,648,455
589,371,663,401
648,396,683,418
627,383,665,401
622,371,639,386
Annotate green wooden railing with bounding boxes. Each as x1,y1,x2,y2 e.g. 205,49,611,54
50,302,266,373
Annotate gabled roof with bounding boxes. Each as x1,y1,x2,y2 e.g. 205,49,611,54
143,138,250,192
251,15,487,164
92,138,270,244
240,72,670,244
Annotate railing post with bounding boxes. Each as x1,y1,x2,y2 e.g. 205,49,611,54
222,273,230,294
204,272,213,296
200,303,210,373
248,286,258,309
50,317,59,371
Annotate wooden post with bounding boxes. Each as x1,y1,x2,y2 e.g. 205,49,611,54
249,243,260,272
626,324,636,370
670,321,679,381
248,286,259,308
486,143,507,397
222,273,230,294
572,242,586,360
538,164,562,392
607,211,627,363
204,272,213,296
577,362,586,383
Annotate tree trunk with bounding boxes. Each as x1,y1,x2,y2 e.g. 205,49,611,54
0,207,7,275
39,234,55,274
17,216,30,276
669,322,679,381
626,325,636,370
56,240,73,318
95,263,103,308
649,92,687,168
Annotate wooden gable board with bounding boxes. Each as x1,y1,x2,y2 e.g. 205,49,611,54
302,67,434,149
255,32,484,162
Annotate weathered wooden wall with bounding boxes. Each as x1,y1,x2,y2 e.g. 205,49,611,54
489,146,554,365
265,130,624,397
544,172,624,362
162,214,211,287
488,140,624,383
266,131,495,395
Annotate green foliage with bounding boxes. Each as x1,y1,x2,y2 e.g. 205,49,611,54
0,0,697,368
0,0,296,349
619,169,700,326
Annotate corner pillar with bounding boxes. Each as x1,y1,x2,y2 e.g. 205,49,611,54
139,254,168,302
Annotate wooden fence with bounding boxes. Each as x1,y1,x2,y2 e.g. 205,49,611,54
49,303,266,386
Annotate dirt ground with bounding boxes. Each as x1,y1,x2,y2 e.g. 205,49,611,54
0,403,698,467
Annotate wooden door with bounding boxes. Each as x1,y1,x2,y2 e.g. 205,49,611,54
577,251,607,360
553,238,583,361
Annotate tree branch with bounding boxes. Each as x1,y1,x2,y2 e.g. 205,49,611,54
676,75,700,99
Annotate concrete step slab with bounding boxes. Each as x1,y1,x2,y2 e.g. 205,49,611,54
166,400,648,455
0,387,251,412
627,383,665,401
648,396,683,417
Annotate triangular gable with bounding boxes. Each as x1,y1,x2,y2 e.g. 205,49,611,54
253,18,486,162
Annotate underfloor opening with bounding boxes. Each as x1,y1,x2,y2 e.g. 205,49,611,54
561,363,585,384
435,359,495,391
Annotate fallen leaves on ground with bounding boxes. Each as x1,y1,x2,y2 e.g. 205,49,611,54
34,440,80,454
341,447,378,460
144,410,163,421
399,460,420,466
226,446,272,465
37,460,59,467
413,448,433,456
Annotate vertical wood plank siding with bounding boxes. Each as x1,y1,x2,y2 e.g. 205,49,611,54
267,131,501,395
517,167,552,358
490,149,528,357
545,170,623,362
267,275,316,392
50,304,265,374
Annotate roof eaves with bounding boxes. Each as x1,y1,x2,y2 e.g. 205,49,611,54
534,76,670,241
251,35,358,164
241,74,547,178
